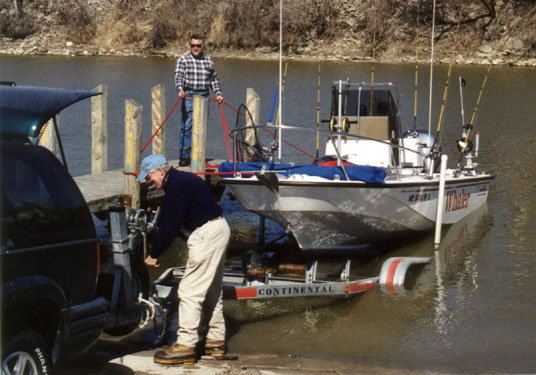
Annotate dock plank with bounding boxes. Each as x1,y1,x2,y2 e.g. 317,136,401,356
74,169,126,212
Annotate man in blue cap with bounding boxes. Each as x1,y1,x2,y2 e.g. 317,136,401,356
137,154,230,365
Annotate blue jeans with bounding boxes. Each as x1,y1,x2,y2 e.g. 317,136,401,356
179,90,209,160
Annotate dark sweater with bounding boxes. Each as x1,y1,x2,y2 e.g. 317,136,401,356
150,168,222,258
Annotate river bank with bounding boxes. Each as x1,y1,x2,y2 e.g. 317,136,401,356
2,35,536,67
2,0,536,67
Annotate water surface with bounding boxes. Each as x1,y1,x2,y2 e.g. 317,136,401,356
2,55,535,373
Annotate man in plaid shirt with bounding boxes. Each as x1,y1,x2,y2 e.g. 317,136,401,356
175,34,224,167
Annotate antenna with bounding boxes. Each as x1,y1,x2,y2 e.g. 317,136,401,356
428,0,437,137
278,0,282,161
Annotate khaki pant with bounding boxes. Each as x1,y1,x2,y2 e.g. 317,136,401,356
177,218,230,347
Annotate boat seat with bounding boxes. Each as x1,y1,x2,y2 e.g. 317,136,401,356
356,116,389,140
332,116,390,140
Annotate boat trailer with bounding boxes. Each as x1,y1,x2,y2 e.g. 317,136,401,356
150,253,431,341
153,255,431,302
104,205,431,342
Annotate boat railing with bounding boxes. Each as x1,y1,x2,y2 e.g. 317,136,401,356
228,124,425,181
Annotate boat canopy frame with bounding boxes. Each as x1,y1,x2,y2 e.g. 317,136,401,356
329,81,402,141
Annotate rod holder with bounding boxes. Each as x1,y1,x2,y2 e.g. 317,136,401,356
434,154,448,248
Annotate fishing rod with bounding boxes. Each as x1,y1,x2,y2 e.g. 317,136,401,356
275,26,298,127
466,65,491,144
275,45,291,126
457,65,491,162
459,76,466,127
427,0,437,138
426,4,463,178
370,1,377,113
277,0,283,161
316,62,321,159
343,83,350,131
434,62,453,147
434,6,463,148
413,1,420,132
276,12,298,160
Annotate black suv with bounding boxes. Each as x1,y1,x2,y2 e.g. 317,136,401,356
0,85,109,374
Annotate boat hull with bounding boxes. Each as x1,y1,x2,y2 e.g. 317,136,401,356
223,174,492,251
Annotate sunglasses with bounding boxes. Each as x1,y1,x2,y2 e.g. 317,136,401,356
190,44,203,48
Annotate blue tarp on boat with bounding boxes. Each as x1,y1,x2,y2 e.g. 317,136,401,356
218,159,386,184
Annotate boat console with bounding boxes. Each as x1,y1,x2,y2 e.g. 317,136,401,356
325,82,403,168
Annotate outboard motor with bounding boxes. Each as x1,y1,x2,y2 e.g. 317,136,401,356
399,129,435,168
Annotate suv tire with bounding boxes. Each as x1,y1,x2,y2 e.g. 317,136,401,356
2,330,51,375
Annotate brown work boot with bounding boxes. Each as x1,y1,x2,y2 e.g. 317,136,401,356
154,343,196,365
204,338,226,359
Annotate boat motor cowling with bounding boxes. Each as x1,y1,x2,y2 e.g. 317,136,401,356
400,129,435,167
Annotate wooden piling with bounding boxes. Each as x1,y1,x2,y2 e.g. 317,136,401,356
246,88,261,126
191,95,208,179
151,84,166,156
38,117,59,155
124,99,142,209
91,84,108,173
245,88,261,161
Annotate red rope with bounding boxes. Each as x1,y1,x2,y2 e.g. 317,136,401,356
141,96,182,153
220,98,314,160
139,94,314,166
218,100,313,160
260,127,315,160
217,103,234,162
222,101,244,116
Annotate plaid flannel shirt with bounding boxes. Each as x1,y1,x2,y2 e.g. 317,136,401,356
174,52,223,96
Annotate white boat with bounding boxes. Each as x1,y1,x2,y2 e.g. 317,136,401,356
219,81,493,251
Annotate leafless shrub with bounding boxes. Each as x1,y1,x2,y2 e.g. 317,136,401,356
57,0,95,43
3,0,534,60
148,16,178,48
0,0,36,38
4,13,36,39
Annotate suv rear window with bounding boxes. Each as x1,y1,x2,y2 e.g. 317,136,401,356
1,143,94,249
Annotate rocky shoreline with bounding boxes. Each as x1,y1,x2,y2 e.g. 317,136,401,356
2,0,535,67
2,35,536,67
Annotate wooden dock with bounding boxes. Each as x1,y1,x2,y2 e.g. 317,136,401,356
74,159,225,213
74,168,131,213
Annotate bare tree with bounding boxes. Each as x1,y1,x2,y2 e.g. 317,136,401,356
13,0,22,15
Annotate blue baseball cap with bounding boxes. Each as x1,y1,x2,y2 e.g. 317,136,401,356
137,154,168,181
